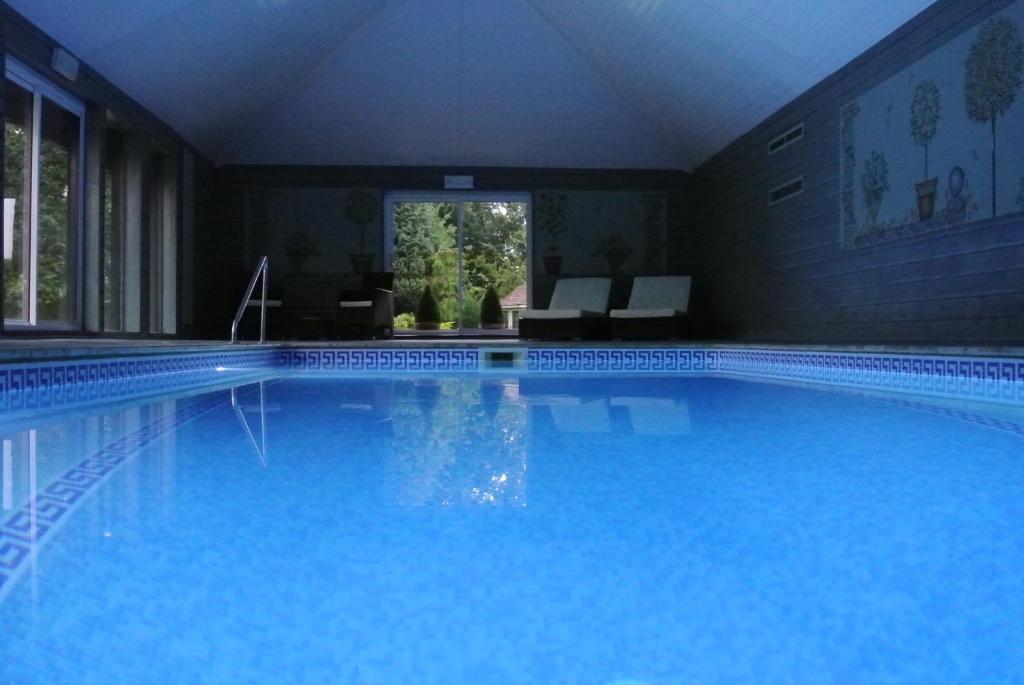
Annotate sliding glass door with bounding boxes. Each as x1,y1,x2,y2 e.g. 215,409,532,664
385,193,529,332
3,58,84,328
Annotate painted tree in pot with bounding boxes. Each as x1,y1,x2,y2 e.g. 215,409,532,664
344,189,379,273
910,79,940,221
964,16,1024,218
284,230,322,275
480,285,504,329
861,151,889,228
415,284,441,330
535,192,567,275
592,233,633,274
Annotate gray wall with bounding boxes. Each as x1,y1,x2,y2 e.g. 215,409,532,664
691,0,1024,344
199,166,690,338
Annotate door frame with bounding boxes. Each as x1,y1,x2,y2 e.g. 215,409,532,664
383,191,532,329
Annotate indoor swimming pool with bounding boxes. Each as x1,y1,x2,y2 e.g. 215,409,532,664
0,353,1021,684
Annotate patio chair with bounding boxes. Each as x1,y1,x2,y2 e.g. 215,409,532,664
610,276,692,340
518,277,611,340
337,272,395,339
609,396,691,435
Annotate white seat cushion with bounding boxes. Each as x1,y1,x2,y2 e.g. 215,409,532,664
548,277,612,312
338,300,373,308
519,308,603,320
627,276,691,313
609,308,681,319
550,399,612,433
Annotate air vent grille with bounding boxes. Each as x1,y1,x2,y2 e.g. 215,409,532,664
768,124,804,154
768,177,804,205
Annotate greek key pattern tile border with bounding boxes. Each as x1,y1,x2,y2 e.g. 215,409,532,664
0,350,278,413
282,348,479,372
527,348,721,373
0,393,227,601
715,349,1024,403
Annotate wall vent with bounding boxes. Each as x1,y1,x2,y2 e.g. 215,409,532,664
768,123,804,154
768,177,804,205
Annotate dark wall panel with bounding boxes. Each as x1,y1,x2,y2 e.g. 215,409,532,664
691,0,1024,344
198,166,691,338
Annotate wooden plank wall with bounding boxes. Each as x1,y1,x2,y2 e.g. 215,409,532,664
690,0,1024,344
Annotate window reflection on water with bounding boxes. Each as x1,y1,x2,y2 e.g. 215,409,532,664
386,377,528,508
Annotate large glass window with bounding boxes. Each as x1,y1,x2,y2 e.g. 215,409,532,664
3,80,32,321
102,131,125,331
143,152,177,335
3,59,84,327
38,98,80,322
386,194,529,332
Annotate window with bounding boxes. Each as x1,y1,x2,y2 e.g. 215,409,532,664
3,58,84,327
142,152,177,334
103,130,125,331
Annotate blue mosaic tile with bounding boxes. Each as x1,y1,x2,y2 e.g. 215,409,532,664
528,348,720,373
1,345,1021,412
715,349,1024,405
0,349,277,414
0,392,228,601
282,348,480,372
0,533,30,571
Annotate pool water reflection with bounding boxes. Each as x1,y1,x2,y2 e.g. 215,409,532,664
0,373,1021,683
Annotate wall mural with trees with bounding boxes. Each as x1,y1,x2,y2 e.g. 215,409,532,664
242,186,673,329
840,0,1024,249
243,187,382,278
533,190,668,277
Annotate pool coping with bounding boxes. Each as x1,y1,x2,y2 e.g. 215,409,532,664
0,341,1021,409
0,339,1021,363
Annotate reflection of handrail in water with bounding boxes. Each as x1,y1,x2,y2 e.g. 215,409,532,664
231,381,268,467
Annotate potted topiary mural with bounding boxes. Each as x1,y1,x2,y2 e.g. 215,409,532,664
535,192,567,275
344,189,379,273
964,16,1024,218
480,285,504,329
284,230,322,275
910,79,941,221
415,284,441,330
592,233,633,274
862,151,889,227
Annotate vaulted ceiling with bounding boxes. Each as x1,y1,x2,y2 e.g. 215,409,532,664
9,0,937,170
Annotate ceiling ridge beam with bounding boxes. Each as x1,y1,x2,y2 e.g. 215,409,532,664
223,0,413,164
520,0,694,171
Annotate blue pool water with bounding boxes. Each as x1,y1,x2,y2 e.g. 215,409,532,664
0,373,1021,684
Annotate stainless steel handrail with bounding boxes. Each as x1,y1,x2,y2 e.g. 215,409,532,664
231,381,268,467
230,255,269,343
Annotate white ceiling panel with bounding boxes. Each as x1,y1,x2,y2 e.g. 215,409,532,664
234,0,680,168
7,0,938,169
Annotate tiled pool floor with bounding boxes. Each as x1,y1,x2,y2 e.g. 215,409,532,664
0,373,1021,683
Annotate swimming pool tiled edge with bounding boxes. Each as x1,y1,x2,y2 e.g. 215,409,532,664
282,347,479,372
282,346,1024,404
714,348,1024,404
0,348,279,413
0,346,1021,407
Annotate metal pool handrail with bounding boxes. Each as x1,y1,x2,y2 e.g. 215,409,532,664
230,256,269,344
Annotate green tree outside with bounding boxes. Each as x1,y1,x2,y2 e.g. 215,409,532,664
392,201,526,329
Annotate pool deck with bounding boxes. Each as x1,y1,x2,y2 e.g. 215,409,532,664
0,337,1021,363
